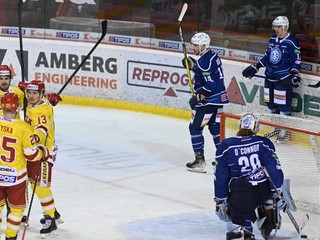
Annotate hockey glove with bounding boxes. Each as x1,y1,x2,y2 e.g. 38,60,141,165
182,56,196,70
272,191,287,211
242,64,258,79
45,93,62,106
214,198,230,222
290,70,301,88
18,81,28,91
189,93,203,110
37,144,49,162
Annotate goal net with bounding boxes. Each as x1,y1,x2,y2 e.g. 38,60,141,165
220,112,320,214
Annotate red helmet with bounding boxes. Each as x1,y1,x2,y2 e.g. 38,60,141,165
1,92,19,112
0,65,12,78
27,80,45,93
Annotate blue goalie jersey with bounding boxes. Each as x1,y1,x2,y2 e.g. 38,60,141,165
259,33,301,80
214,135,284,199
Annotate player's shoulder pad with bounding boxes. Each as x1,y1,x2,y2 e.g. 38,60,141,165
15,119,34,130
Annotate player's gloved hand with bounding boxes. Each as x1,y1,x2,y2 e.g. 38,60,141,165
290,70,301,88
189,93,203,110
242,64,258,79
37,144,49,162
214,198,230,222
182,56,196,70
18,81,28,91
272,191,287,211
45,93,62,106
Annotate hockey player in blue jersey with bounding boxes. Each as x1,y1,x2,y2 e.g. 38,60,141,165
182,32,229,173
214,113,285,240
242,16,301,141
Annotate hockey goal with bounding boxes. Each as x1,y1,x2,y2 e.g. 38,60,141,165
220,112,320,214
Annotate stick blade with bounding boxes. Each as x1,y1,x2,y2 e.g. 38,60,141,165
308,83,320,88
178,3,188,23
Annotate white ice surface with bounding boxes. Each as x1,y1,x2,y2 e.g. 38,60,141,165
3,104,319,240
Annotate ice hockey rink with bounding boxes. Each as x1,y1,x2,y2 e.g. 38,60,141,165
6,104,319,240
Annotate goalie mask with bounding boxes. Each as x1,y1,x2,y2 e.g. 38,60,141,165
272,16,289,32
239,113,260,134
191,32,210,55
1,92,19,112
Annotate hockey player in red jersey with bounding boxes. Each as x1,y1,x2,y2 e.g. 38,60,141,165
24,80,63,238
0,92,48,240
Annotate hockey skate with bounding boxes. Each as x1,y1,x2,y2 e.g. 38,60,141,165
20,215,29,227
186,154,206,173
5,237,17,240
40,215,58,239
226,227,255,240
40,210,64,225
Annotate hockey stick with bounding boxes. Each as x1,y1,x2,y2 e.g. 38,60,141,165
21,117,54,240
56,20,108,96
178,3,194,95
308,81,320,88
18,0,28,118
253,74,266,79
21,161,41,240
262,168,309,236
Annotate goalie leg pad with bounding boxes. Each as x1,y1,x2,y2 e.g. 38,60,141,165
257,198,282,239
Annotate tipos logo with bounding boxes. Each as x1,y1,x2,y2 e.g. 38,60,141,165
54,0,96,4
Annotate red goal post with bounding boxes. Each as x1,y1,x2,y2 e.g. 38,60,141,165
220,112,320,214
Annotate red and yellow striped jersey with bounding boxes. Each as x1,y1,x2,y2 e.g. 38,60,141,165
0,116,43,186
25,99,57,165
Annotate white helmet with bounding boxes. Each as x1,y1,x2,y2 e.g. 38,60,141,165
272,16,289,32
239,113,260,134
191,32,210,54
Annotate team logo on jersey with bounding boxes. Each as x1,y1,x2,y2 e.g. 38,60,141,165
269,47,282,64
0,174,16,183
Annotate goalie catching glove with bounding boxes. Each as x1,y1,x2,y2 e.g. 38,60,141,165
45,93,62,106
214,198,230,222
